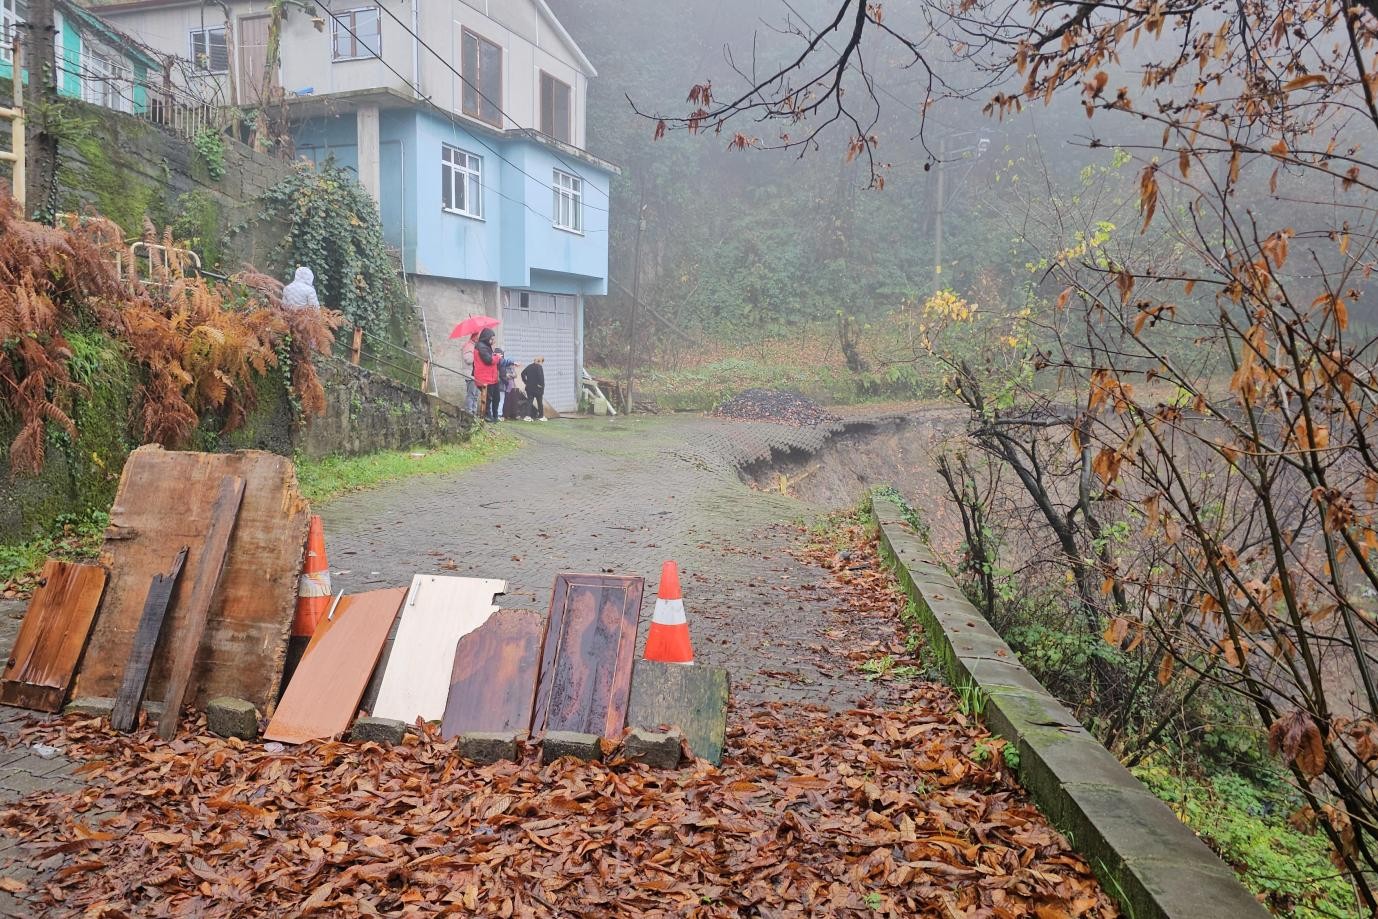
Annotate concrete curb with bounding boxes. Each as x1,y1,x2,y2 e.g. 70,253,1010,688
872,497,1268,919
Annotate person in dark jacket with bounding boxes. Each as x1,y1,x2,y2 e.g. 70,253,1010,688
474,327,501,422
521,357,546,421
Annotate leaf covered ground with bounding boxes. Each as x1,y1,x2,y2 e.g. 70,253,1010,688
0,521,1115,918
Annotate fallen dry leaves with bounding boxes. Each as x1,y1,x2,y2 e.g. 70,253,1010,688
0,695,1114,918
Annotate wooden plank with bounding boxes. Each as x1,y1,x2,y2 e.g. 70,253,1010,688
1,561,107,712
441,608,544,739
158,476,245,740
627,661,731,765
532,574,644,741
264,587,405,744
72,447,311,715
371,575,505,724
110,547,188,732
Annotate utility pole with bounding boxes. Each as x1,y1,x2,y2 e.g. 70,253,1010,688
623,173,646,415
932,133,946,294
23,0,56,222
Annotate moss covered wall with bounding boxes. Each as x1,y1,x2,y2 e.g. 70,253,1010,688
52,100,294,271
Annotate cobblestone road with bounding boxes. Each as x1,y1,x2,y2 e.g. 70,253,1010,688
324,412,897,706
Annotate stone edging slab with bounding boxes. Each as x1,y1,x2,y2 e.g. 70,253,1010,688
872,497,1269,919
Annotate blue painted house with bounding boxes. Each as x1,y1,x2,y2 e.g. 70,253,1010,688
101,0,617,410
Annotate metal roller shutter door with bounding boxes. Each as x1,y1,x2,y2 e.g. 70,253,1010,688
501,291,578,411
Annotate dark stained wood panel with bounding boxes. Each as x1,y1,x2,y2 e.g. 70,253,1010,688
264,587,406,745
627,661,731,765
72,446,311,716
532,574,644,740
441,608,543,739
157,477,244,740
1,561,107,712
110,547,188,732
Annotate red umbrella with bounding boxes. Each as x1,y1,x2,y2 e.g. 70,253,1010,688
449,315,500,339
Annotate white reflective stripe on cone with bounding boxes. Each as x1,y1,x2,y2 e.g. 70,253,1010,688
652,597,686,626
299,571,332,597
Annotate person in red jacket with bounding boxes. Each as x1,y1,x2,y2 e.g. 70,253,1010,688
474,327,501,422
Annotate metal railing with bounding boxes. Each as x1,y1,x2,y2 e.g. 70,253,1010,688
0,37,23,211
334,324,472,397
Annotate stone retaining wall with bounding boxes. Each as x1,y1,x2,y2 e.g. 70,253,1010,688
872,496,1269,919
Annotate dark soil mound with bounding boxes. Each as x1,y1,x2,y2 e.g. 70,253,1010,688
712,389,840,426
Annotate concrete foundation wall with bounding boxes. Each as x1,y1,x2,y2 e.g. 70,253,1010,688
411,274,498,405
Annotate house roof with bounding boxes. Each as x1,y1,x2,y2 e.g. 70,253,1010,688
532,0,596,78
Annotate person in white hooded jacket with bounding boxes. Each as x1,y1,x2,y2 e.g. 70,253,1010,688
282,266,320,308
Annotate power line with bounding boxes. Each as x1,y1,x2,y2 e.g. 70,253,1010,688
316,5,610,225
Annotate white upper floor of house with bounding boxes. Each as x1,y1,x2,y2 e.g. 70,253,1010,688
93,0,596,150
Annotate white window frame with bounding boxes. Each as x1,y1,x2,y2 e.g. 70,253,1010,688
441,144,483,219
0,0,20,65
189,26,228,74
552,169,583,234
332,6,380,61
82,52,129,112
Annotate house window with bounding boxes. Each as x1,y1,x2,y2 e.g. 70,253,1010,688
189,26,228,73
460,28,501,126
1,0,23,65
332,7,380,61
552,169,582,233
441,145,482,219
539,71,571,143
83,53,130,112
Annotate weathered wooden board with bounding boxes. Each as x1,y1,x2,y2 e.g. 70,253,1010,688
1,561,108,712
628,660,731,765
532,574,644,740
441,608,543,739
158,476,244,739
372,575,506,724
72,446,311,716
110,547,188,732
264,587,405,744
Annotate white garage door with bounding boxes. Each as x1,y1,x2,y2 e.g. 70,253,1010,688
501,290,578,411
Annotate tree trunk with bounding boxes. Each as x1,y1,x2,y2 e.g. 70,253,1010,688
23,0,57,222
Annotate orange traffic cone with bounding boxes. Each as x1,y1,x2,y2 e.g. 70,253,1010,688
644,560,694,664
292,515,331,637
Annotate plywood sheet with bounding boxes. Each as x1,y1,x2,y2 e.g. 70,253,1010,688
628,661,731,765
264,588,405,744
441,608,543,739
72,446,310,715
1,561,107,712
532,574,644,740
371,575,506,724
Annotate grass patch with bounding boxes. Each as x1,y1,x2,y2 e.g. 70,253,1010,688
0,509,110,597
1133,763,1356,918
296,426,518,504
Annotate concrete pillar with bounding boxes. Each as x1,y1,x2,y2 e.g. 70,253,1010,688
356,104,381,203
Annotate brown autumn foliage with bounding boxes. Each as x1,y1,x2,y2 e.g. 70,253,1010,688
0,190,341,474
0,700,1115,918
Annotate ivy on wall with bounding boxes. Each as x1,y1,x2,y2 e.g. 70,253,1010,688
257,161,408,335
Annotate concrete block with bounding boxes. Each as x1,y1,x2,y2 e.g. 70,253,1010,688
458,731,520,764
542,731,602,763
63,697,113,718
206,697,259,740
349,716,407,746
621,729,683,769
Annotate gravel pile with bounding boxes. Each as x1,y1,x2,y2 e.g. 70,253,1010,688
712,388,841,426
